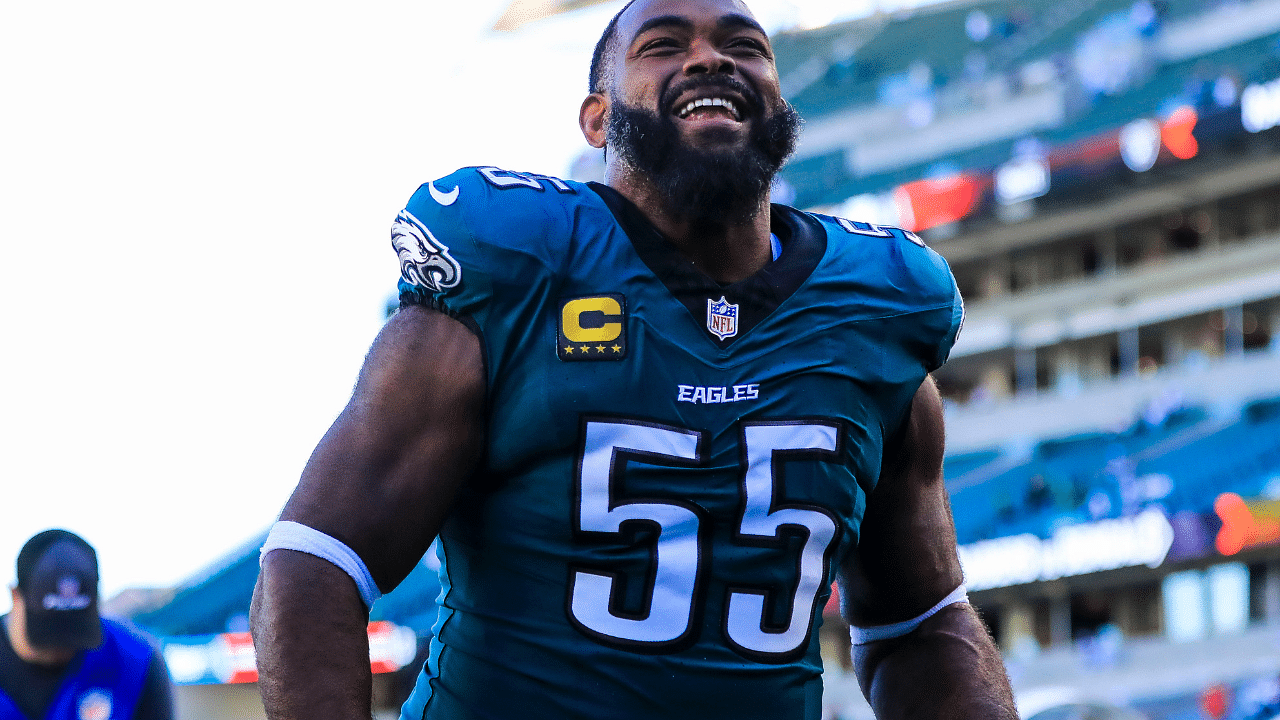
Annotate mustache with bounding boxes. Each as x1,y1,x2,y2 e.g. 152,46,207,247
605,93,802,228
661,74,762,116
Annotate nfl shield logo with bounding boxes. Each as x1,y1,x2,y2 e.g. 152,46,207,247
706,296,739,340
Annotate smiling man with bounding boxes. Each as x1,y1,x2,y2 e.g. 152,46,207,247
250,1,1018,719
590,1,801,248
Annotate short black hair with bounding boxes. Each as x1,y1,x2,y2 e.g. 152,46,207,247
16,529,96,589
589,0,639,94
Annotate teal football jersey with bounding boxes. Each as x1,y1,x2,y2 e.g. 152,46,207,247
392,167,963,720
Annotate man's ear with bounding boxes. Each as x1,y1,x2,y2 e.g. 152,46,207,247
580,93,608,149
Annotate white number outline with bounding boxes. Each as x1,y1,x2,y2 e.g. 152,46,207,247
832,216,925,247
568,417,844,662
724,420,842,662
567,418,707,652
477,166,576,193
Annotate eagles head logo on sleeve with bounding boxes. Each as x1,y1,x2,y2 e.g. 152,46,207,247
391,209,463,292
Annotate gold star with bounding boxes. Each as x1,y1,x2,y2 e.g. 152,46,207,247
595,345,606,353
563,345,574,354
611,345,622,353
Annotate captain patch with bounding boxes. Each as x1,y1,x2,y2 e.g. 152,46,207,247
559,295,626,361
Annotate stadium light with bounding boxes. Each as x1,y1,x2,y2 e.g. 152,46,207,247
995,155,1050,205
1242,77,1280,133
1120,118,1161,172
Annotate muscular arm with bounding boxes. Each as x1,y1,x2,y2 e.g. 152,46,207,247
838,377,1016,720
250,305,486,720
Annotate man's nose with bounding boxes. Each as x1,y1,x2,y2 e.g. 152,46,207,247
683,39,735,76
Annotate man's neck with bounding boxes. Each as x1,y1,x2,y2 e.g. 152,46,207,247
3,614,76,668
606,169,774,285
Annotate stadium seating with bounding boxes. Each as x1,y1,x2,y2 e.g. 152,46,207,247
129,536,442,641
1136,396,1280,515
776,0,1280,210
130,534,265,636
945,397,1280,545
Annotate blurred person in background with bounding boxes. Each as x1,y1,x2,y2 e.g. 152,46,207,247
1,530,173,720
251,0,1018,718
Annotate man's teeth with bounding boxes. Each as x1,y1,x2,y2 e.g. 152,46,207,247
678,97,742,121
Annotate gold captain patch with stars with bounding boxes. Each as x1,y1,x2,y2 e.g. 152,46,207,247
558,294,626,361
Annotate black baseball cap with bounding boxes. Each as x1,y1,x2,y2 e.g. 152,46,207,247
15,530,103,649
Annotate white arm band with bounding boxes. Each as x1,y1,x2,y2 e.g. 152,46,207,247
260,521,383,608
849,584,969,645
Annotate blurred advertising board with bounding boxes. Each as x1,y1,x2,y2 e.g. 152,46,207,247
958,492,1280,592
160,621,418,685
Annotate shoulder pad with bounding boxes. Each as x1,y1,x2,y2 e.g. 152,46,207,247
395,167,593,317
468,166,579,195
809,213,926,247
400,166,589,260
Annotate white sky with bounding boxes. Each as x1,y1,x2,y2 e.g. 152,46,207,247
1,0,930,602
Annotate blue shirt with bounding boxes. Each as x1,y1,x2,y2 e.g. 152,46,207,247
0,618,162,720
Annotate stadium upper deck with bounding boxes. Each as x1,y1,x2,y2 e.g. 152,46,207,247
765,0,1280,411
776,0,1280,208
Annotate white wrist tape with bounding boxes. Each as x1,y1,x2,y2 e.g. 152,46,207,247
849,584,968,645
260,521,383,608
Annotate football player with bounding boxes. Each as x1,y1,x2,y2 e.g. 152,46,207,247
251,1,1018,718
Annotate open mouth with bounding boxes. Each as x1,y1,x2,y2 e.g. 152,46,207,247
675,96,744,122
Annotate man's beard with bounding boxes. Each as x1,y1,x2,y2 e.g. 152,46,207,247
606,78,801,229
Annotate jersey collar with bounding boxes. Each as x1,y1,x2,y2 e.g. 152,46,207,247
588,183,828,348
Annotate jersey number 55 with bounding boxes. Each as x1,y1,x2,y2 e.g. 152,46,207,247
569,418,843,664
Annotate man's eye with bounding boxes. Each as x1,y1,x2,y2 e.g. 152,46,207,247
728,38,767,54
641,38,681,52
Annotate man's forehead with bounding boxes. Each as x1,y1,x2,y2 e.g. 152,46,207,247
617,0,763,41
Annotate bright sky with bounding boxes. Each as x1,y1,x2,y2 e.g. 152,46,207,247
1,0,934,603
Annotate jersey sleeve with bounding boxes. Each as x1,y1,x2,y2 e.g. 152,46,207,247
888,232,963,374
875,223,964,373
816,215,964,374
925,250,965,372
394,168,581,322
393,169,495,320
391,167,582,358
